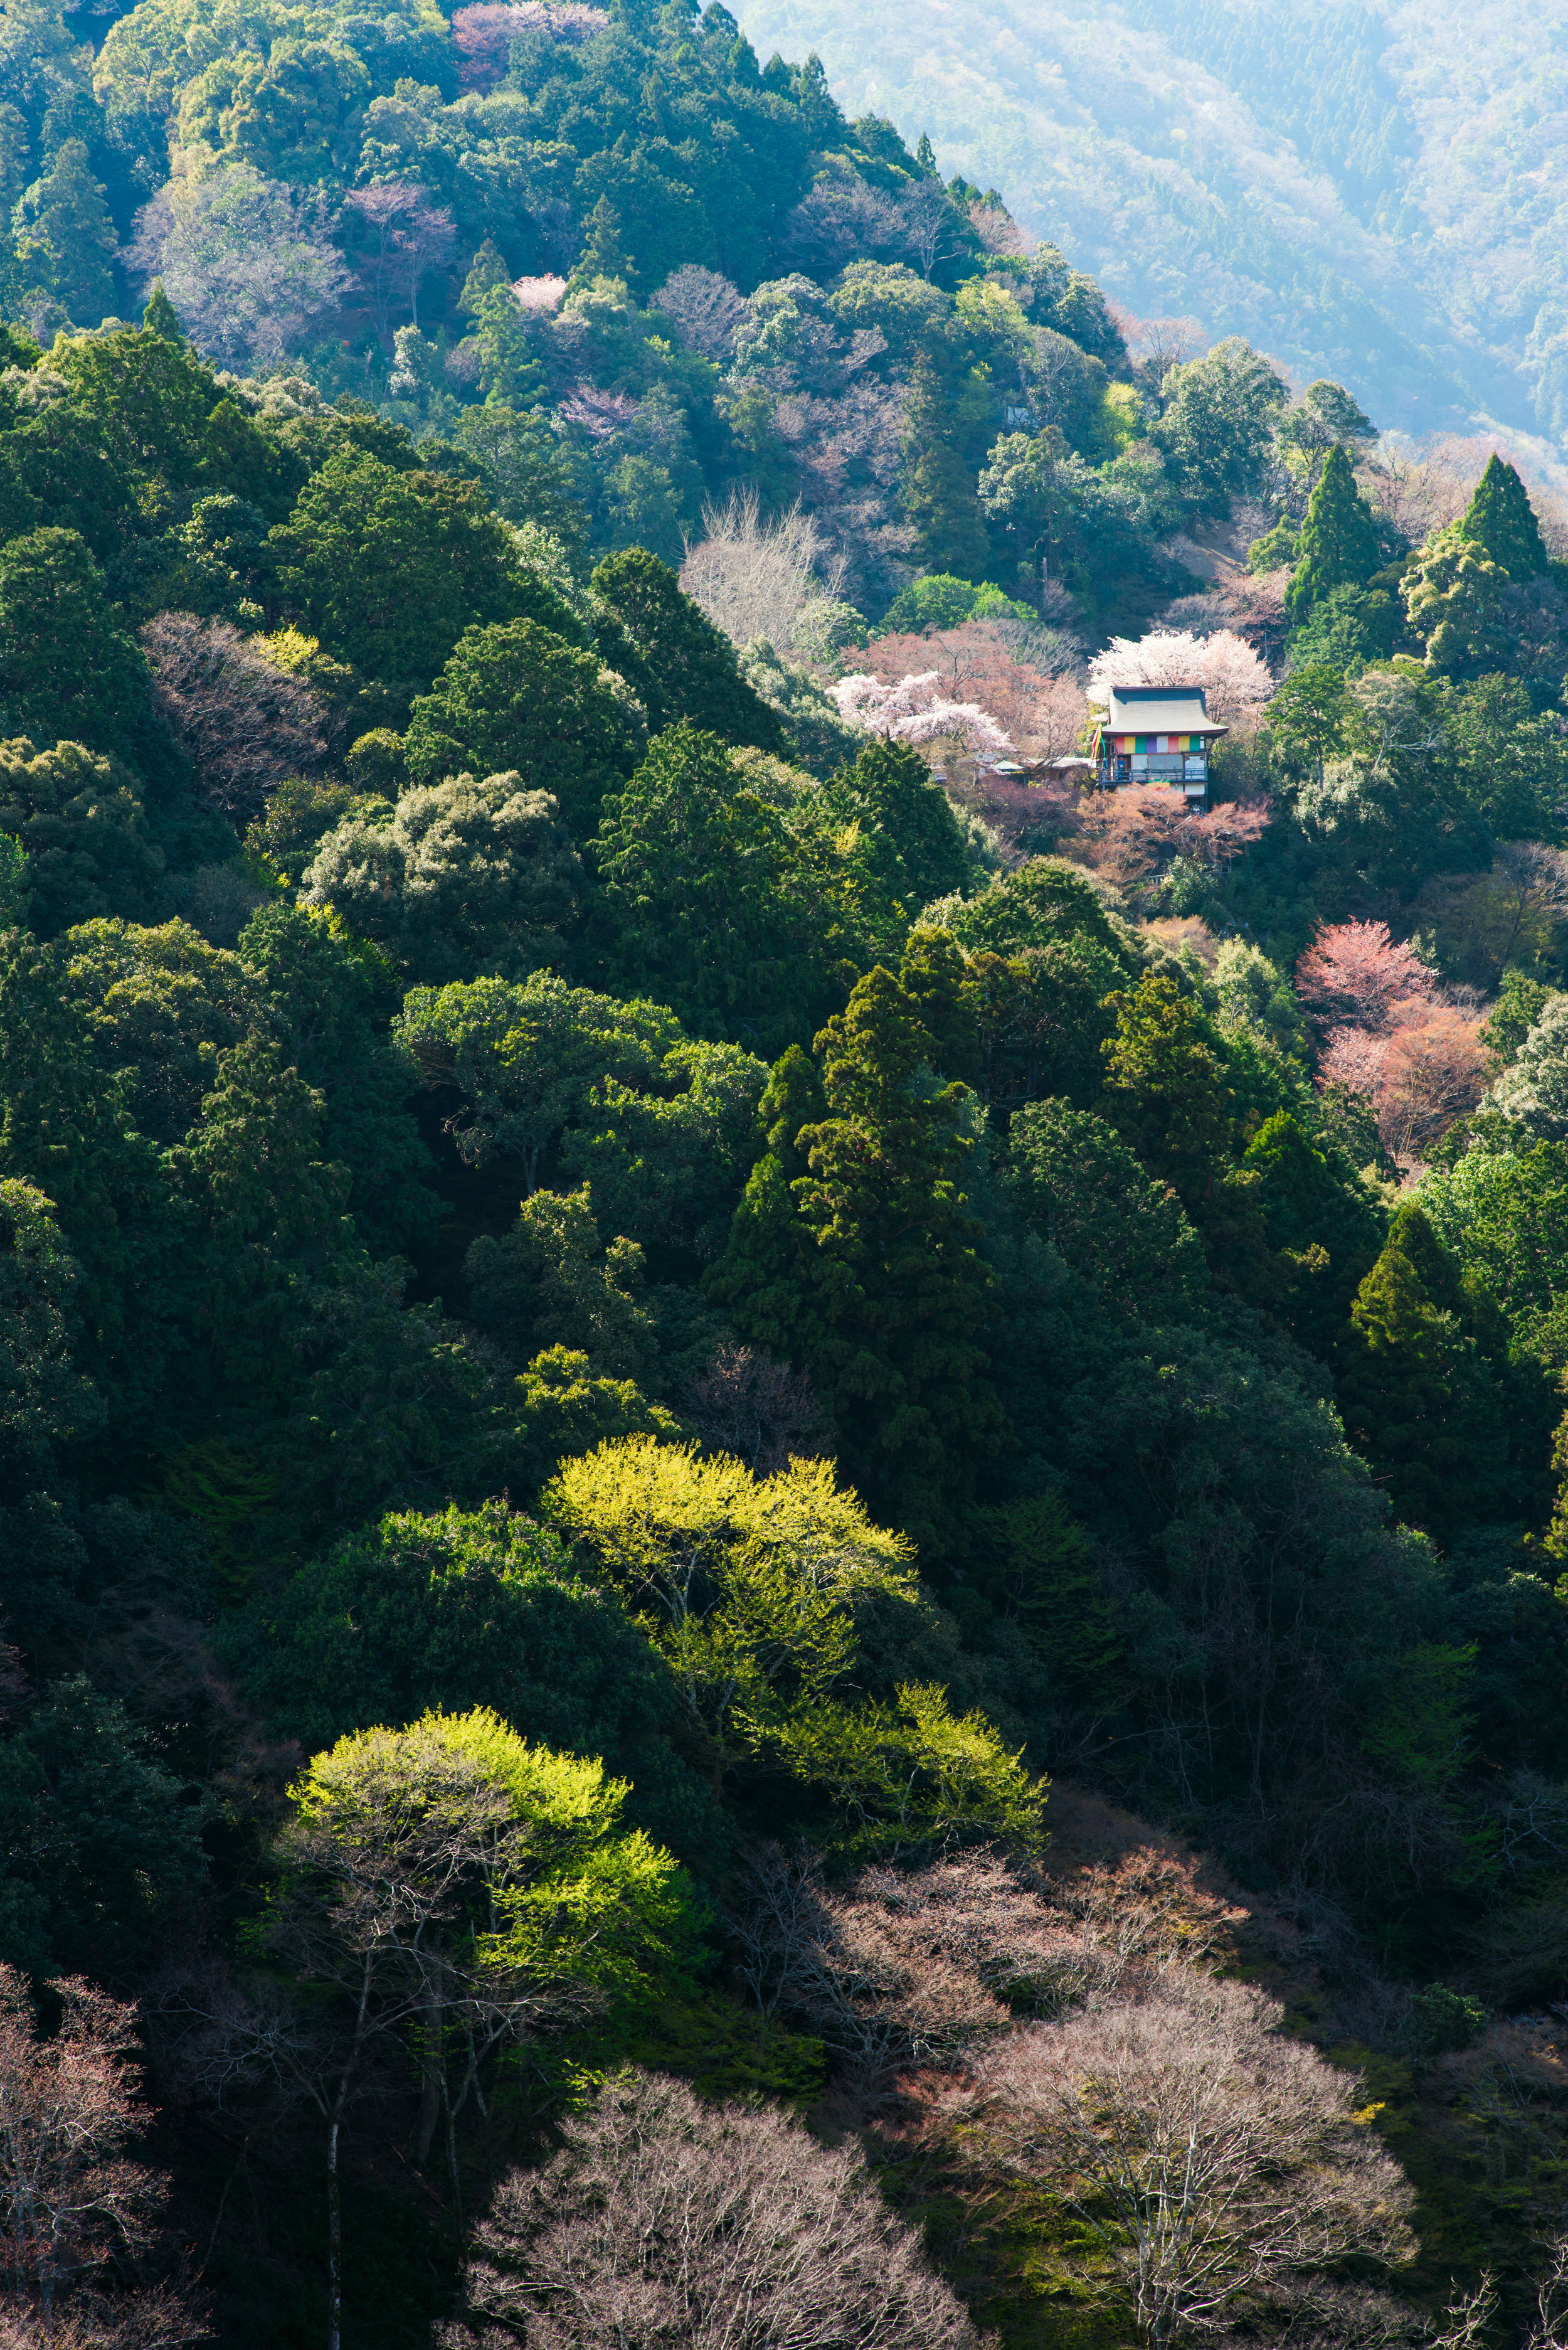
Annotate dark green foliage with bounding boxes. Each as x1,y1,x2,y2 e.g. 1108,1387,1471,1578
754,965,1004,1546
0,1677,208,1977
0,531,152,762
1002,1097,1206,1316
403,619,641,832
1285,443,1380,622
225,1499,674,1757
269,448,539,691
829,737,975,908
1458,454,1550,583
593,723,841,1053
590,550,785,750
0,739,165,937
1337,1204,1513,1541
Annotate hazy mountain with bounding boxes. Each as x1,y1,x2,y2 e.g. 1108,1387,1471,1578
737,0,1568,452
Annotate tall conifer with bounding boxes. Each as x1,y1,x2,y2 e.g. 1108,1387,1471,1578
1458,453,1550,582
1284,443,1380,622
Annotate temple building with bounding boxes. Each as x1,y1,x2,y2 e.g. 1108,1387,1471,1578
1093,685,1226,802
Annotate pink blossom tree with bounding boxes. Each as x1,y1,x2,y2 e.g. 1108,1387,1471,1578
450,0,608,90
830,670,1014,761
340,182,457,339
1295,920,1438,1034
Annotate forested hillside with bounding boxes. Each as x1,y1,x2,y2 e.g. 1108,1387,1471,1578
11,1,1568,2346
736,0,1568,452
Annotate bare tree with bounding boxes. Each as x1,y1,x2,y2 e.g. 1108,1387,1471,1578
733,1846,1105,2075
654,265,748,361
682,1345,829,1475
0,1970,165,2322
781,169,907,271
899,178,967,281
679,490,850,654
0,2287,205,2349
341,182,458,340
961,1970,1416,2349
124,167,352,370
438,2065,988,2349
140,615,331,821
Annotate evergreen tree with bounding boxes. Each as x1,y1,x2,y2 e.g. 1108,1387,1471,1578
704,1042,830,1363
590,548,784,750
458,237,513,311
1336,1203,1510,1541
795,967,1004,1546
829,736,974,908
1458,452,1550,582
1098,974,1233,1216
13,141,117,330
569,197,635,290
140,279,184,341
0,528,152,760
403,617,642,834
898,349,992,578
1284,443,1380,623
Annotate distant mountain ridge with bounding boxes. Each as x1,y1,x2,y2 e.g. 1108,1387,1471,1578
736,0,1568,453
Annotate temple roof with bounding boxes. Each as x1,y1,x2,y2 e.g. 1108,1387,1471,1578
1102,684,1227,736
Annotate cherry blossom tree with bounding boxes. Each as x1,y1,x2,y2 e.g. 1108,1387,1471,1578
1320,1007,1486,1165
340,182,457,339
1294,921,1438,1034
512,274,566,313
451,1,608,90
125,167,353,370
852,624,1088,763
655,265,748,361
830,671,1014,761
1087,629,1274,728
1072,785,1269,893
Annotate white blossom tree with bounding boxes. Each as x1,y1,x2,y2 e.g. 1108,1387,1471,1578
830,670,1014,761
1087,628,1274,728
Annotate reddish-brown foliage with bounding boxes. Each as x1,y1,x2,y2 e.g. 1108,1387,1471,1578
1321,1004,1486,1164
140,615,330,821
0,1968,164,2304
1294,920,1438,1035
1071,785,1269,892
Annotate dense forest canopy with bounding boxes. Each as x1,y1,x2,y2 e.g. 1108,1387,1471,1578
9,1,1568,2346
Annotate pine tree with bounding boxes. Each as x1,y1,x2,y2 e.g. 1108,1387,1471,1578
459,237,513,312
140,279,185,342
898,350,991,578
915,131,938,173
1284,443,1380,622
1458,453,1550,582
569,198,635,291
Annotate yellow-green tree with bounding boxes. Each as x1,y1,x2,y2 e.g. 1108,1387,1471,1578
546,1435,1045,1854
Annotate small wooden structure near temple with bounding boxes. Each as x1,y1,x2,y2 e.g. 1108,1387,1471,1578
1092,685,1226,803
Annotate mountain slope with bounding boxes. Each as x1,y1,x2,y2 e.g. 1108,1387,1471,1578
735,0,1568,449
